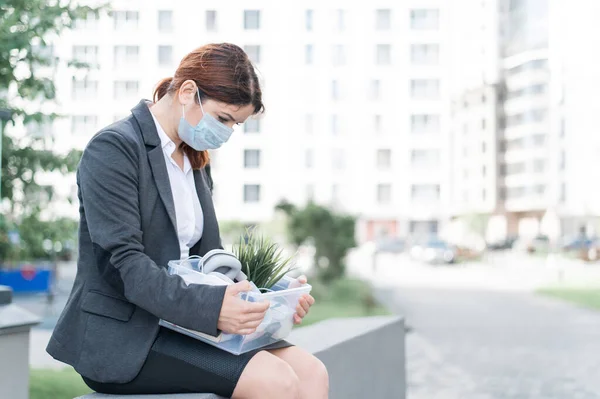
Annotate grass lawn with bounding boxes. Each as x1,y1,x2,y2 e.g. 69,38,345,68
300,276,392,327
537,288,600,311
30,367,91,399
30,277,389,398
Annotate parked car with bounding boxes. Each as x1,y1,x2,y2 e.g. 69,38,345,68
410,239,457,264
561,237,600,261
487,236,518,251
513,235,550,254
374,237,406,254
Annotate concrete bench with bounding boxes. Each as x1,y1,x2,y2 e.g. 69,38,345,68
76,315,405,399
0,285,41,399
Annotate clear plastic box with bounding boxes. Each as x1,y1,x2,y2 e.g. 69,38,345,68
159,258,312,355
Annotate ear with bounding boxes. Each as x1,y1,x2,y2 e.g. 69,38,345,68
177,80,198,107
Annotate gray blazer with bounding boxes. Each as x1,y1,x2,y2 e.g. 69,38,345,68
46,100,227,383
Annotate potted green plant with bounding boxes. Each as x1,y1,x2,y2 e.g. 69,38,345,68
233,229,297,291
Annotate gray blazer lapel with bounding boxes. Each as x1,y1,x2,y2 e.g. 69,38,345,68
191,168,221,255
147,147,178,233
131,100,178,234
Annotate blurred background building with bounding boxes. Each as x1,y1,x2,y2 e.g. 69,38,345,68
25,0,600,246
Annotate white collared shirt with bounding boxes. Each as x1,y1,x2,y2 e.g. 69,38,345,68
150,113,204,259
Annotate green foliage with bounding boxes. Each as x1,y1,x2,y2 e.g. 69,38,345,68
30,368,91,399
0,211,78,264
299,277,391,327
0,0,103,210
276,200,357,282
233,229,297,290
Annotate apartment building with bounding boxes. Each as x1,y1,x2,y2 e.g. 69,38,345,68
40,0,454,243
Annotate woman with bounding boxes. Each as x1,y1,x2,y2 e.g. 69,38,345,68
47,43,329,399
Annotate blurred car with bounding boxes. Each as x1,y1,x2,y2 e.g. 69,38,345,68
374,237,406,254
513,235,550,254
411,239,456,264
561,237,600,261
486,236,518,251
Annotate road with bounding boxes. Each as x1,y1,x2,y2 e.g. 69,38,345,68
346,250,600,399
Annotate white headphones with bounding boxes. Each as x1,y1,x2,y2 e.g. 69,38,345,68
198,249,247,284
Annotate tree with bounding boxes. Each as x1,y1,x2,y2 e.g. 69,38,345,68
0,0,103,216
276,200,357,282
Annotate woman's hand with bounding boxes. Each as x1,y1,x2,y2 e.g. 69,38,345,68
217,281,269,335
293,275,315,325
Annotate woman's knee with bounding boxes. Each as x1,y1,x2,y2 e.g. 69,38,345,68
233,352,300,399
311,357,329,393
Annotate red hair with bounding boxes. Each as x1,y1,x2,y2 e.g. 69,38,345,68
153,43,264,169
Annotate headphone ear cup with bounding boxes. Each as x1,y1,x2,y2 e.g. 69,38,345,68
201,250,243,280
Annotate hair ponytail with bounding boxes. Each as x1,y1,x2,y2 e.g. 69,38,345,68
153,77,173,102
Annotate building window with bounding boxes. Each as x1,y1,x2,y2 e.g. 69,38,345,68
331,80,340,100
243,184,260,203
411,114,440,134
376,9,391,30
244,118,260,133
411,184,440,202
411,44,439,65
370,79,381,100
158,10,173,32
482,189,487,201
244,10,260,30
332,149,345,170
482,119,487,130
336,9,345,31
72,45,98,66
245,45,260,64
306,9,314,31
72,79,98,100
482,166,487,177
560,182,566,202
377,184,392,204
374,114,382,133
305,44,314,65
506,109,547,126
410,79,440,100
305,114,314,134
410,9,440,30
305,149,314,168
377,149,392,170
411,149,440,169
158,45,173,66
482,142,487,153
506,162,525,175
332,45,345,66
74,12,98,30
376,44,391,65
560,118,566,138
113,11,139,29
331,184,339,203
533,159,546,174
71,115,98,134
560,151,566,170
206,10,217,31
331,115,339,135
114,81,139,98
114,45,140,67
244,149,261,168
507,59,548,76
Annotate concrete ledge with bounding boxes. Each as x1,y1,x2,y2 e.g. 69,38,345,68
76,316,405,399
0,285,12,305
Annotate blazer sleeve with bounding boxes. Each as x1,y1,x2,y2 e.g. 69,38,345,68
78,130,226,336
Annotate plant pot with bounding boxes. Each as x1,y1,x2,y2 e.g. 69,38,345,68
0,262,53,293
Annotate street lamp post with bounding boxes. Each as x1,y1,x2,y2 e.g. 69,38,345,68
0,108,13,200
